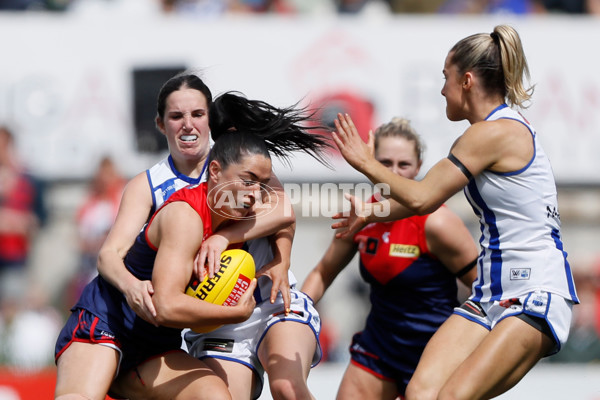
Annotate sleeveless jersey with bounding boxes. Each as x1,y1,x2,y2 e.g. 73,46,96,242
353,213,459,365
464,104,579,303
73,182,213,350
146,155,206,216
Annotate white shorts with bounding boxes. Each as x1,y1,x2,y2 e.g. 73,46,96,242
184,288,322,399
454,290,574,356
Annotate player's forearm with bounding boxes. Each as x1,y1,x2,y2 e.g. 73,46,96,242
154,294,249,328
301,269,327,304
270,224,294,265
97,247,139,294
217,204,295,244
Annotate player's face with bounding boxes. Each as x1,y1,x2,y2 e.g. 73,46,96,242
375,136,421,180
212,153,273,220
441,53,466,122
157,88,211,161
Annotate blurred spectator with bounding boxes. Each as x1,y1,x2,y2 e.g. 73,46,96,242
0,126,45,314
336,0,369,13
228,0,295,13
159,0,228,15
533,0,586,13
386,0,447,13
0,0,70,10
0,288,62,370
64,156,125,307
159,0,298,15
0,125,49,368
433,0,600,13
532,0,600,13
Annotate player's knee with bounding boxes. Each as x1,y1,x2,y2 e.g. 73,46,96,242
184,382,232,400
269,378,309,400
436,385,466,400
405,378,438,400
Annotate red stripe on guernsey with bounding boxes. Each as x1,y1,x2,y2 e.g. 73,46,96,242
145,182,213,250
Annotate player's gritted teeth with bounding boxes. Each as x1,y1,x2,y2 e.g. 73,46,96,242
180,134,198,142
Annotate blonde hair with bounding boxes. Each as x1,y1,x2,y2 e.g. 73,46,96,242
449,25,533,108
373,117,424,163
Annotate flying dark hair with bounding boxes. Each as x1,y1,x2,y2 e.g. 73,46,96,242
209,92,332,167
208,131,270,170
156,73,213,121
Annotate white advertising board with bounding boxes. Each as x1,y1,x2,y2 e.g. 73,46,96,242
0,13,598,184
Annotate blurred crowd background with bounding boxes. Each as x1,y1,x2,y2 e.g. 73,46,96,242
0,0,599,15
0,0,599,384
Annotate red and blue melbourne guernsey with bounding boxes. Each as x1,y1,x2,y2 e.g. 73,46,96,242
351,210,458,386
68,182,212,372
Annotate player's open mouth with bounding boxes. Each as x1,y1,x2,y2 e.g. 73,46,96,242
181,135,197,142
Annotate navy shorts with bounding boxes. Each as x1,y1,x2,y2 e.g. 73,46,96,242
55,308,183,376
348,332,415,396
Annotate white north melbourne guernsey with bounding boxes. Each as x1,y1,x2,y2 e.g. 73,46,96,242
463,104,579,304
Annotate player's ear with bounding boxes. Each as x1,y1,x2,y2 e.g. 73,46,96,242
416,159,423,176
463,71,474,90
208,160,222,183
155,116,166,136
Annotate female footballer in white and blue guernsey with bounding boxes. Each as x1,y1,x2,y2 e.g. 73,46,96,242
465,104,577,305
330,25,579,400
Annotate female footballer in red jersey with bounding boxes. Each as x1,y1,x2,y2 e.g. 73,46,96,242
302,118,478,400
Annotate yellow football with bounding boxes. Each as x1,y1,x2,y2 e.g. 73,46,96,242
186,249,255,333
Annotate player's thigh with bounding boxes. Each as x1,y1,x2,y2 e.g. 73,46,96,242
406,314,487,400
114,351,231,400
55,342,119,400
336,362,397,400
203,357,256,400
440,315,553,400
258,321,316,381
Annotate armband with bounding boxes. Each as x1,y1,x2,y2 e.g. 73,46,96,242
448,153,473,181
455,258,477,278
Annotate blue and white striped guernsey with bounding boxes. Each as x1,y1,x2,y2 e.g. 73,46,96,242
464,104,579,303
146,155,207,216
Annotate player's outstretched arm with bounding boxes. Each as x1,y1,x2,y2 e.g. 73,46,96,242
302,233,357,305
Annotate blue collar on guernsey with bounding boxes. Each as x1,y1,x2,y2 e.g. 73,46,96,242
484,103,508,120
199,151,210,180
167,152,211,184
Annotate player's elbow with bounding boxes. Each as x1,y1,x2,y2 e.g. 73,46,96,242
152,295,180,327
279,211,295,230
403,194,441,216
96,246,114,274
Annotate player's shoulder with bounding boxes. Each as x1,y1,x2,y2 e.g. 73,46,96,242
120,172,152,201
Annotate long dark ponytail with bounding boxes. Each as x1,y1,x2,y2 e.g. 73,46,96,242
209,92,332,167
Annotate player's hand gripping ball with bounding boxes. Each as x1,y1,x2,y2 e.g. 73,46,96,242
186,249,255,332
